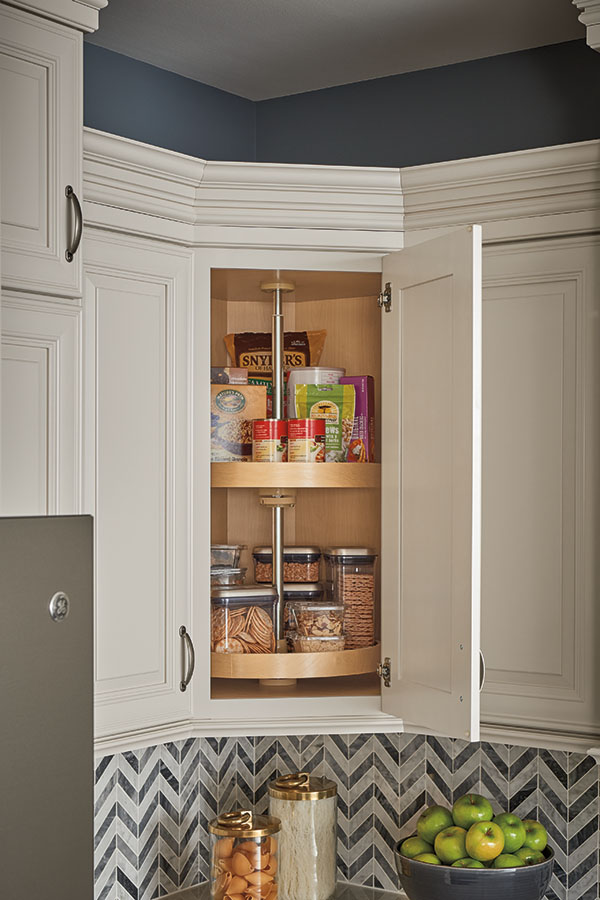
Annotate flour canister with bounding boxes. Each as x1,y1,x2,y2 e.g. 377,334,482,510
208,809,280,900
268,772,337,900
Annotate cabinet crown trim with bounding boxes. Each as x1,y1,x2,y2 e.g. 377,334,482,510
83,128,404,234
573,0,600,50
9,0,107,31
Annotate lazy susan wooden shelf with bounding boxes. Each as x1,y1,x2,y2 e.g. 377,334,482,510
211,462,381,489
211,642,381,679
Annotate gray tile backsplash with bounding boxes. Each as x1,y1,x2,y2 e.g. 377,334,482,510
94,735,599,900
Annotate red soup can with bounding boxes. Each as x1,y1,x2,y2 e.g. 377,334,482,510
288,419,326,462
252,420,288,462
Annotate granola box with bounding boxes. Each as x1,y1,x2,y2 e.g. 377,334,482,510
211,385,267,461
339,375,375,462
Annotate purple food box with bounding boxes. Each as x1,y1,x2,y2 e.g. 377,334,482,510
339,375,375,462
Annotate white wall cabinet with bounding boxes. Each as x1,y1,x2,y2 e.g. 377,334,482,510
83,231,194,739
0,3,83,297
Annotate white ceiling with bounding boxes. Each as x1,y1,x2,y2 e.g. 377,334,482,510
86,0,585,101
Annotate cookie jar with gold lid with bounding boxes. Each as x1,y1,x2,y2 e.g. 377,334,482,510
268,772,337,900
209,809,280,900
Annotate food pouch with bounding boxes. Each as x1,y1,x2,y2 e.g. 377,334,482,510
294,384,355,463
224,330,327,377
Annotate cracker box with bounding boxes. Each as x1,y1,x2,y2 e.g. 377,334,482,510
211,385,267,461
210,367,249,385
340,375,375,462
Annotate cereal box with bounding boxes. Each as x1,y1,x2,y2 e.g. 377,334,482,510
340,375,375,462
294,384,355,463
210,367,249,385
211,385,267,461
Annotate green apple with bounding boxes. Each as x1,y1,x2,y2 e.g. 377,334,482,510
492,812,526,853
493,853,526,868
465,821,505,862
522,820,548,852
452,794,494,829
399,836,433,859
416,805,454,845
516,847,546,866
434,826,467,864
452,858,486,868
413,853,442,865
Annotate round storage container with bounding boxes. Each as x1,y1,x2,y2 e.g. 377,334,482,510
322,548,377,649
211,585,277,653
287,366,345,418
253,546,321,583
209,809,280,900
269,773,337,900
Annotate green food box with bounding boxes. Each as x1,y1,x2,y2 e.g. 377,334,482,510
294,384,355,462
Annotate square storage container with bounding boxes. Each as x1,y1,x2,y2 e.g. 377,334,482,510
290,634,346,653
210,567,247,586
322,548,377,649
211,544,245,568
211,585,276,653
287,601,344,638
253,546,321,583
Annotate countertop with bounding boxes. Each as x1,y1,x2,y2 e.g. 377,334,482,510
166,884,399,899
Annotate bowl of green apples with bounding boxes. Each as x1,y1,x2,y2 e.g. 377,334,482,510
394,794,554,900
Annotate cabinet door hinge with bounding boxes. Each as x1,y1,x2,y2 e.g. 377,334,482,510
377,657,391,687
377,282,392,313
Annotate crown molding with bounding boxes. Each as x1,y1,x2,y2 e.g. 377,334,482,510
83,128,404,237
573,0,600,51
400,139,600,238
5,0,107,32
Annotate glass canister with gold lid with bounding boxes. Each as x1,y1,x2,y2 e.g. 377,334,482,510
208,809,280,900
268,772,337,900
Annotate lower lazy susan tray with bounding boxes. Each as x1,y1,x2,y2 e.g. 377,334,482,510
211,642,380,679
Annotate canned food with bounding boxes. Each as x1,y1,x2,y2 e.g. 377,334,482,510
252,419,288,462
288,418,326,462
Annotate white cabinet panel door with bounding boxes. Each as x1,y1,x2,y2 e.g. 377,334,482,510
481,237,600,742
381,226,482,741
0,5,82,296
1,295,81,515
84,233,193,739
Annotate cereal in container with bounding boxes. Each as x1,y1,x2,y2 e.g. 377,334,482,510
322,547,377,649
209,809,280,900
269,773,337,900
287,601,344,638
211,585,276,653
253,546,321,583
290,634,346,652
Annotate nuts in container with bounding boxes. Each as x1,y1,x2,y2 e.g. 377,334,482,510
211,586,276,653
290,634,346,653
209,809,279,900
253,546,321,583
288,602,344,637
323,548,377,649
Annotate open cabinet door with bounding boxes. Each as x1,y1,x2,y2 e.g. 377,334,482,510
381,226,482,741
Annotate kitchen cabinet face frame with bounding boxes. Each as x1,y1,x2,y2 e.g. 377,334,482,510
193,231,482,742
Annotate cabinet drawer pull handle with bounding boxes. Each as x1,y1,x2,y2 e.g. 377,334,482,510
479,650,486,691
65,185,83,262
179,625,195,691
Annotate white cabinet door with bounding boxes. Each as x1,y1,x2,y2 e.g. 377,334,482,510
0,4,82,297
480,237,600,744
84,232,194,739
1,294,81,515
381,226,482,741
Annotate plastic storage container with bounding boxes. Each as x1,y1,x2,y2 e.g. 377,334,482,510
210,567,247,586
288,601,344,637
209,809,280,900
269,773,337,900
290,634,346,653
253,546,321,583
287,366,345,418
211,585,276,653
282,583,325,635
211,544,245,568
322,547,377,649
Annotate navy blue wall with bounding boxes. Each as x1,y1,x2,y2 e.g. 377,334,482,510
83,40,600,166
255,40,600,167
84,44,256,161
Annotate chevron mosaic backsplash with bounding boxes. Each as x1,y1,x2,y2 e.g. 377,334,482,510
94,735,599,900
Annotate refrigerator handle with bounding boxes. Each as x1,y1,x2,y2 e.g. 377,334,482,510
179,625,195,691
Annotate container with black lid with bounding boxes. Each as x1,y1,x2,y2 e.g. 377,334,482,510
210,584,276,653
253,546,321,583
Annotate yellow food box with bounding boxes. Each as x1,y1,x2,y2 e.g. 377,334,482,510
211,385,267,461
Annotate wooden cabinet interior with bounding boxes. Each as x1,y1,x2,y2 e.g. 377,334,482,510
210,268,383,700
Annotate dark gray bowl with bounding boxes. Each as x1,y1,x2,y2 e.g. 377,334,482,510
394,846,554,900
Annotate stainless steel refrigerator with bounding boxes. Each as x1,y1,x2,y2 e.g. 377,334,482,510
0,515,93,900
